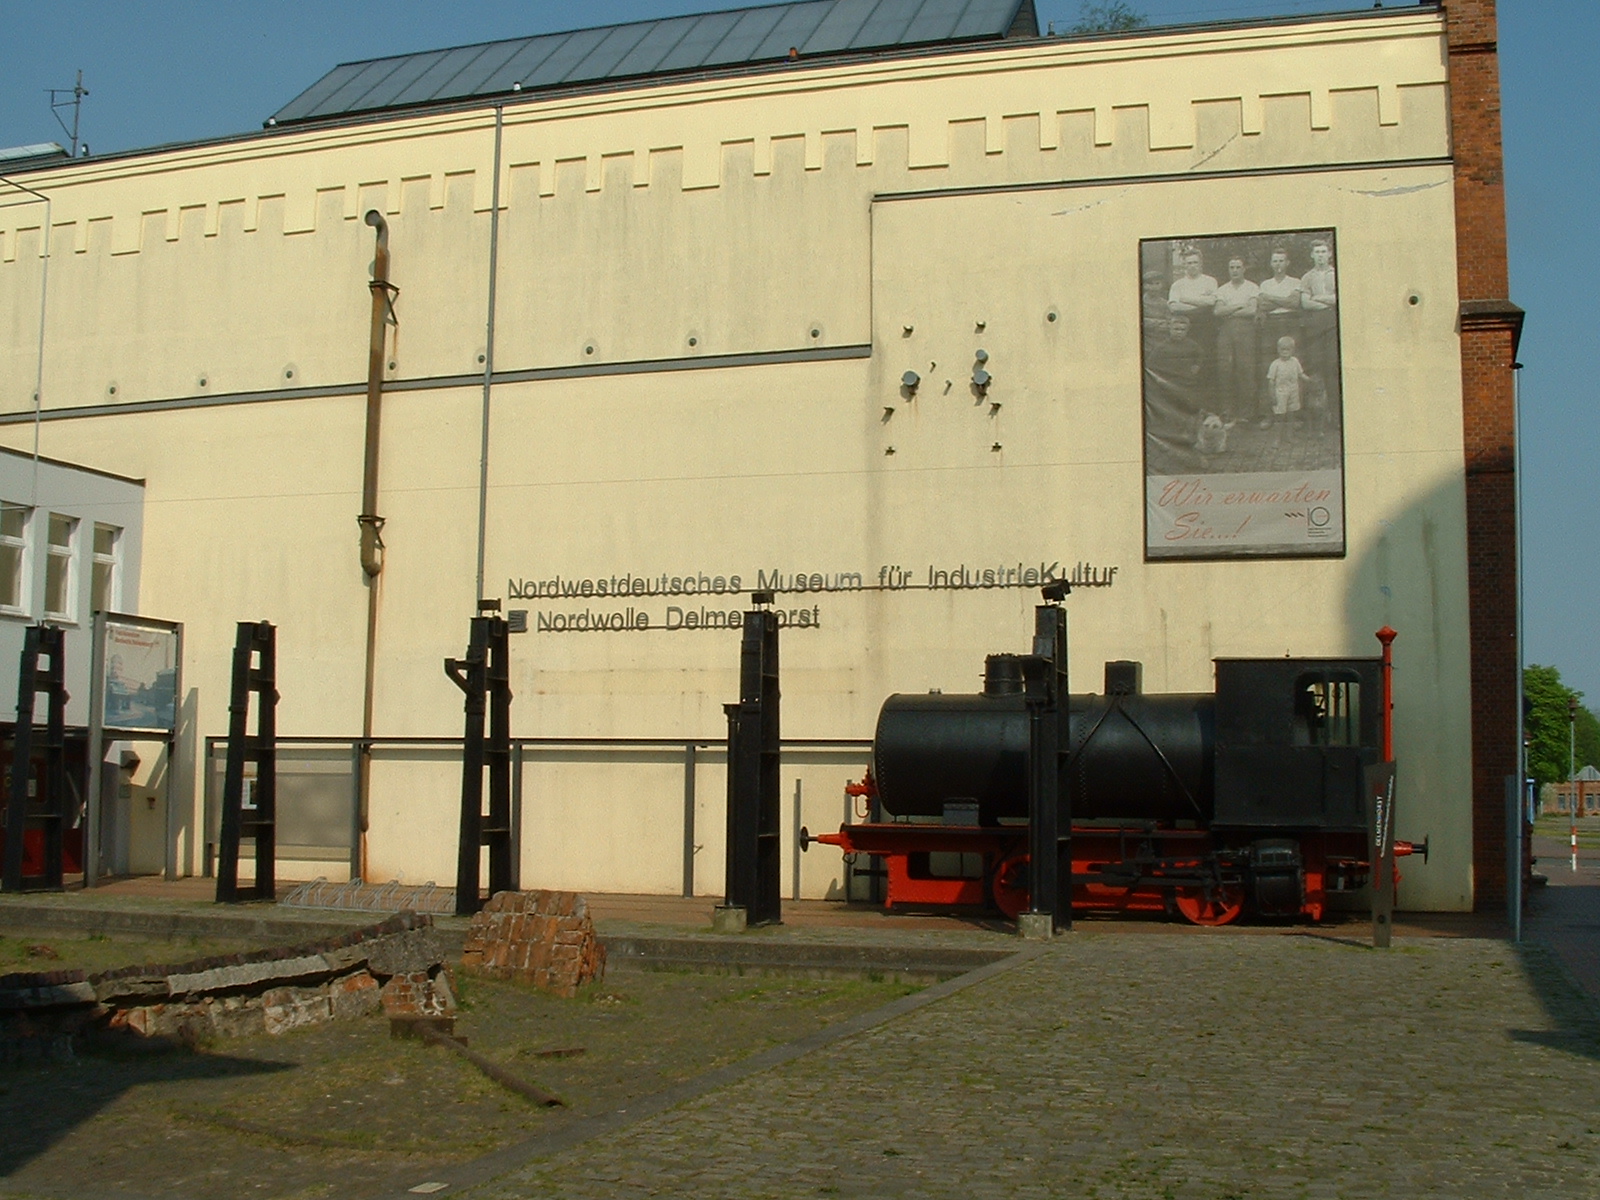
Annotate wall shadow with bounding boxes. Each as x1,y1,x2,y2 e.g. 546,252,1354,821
1508,882,1600,1063
0,1041,291,1176
1342,470,1476,914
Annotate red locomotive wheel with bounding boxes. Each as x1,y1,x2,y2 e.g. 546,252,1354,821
989,852,1031,920
1174,884,1245,927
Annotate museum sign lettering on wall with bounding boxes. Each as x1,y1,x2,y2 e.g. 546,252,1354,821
507,560,1119,633
1141,229,1345,559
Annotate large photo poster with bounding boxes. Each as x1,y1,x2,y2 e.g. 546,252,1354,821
1141,230,1345,559
102,619,179,732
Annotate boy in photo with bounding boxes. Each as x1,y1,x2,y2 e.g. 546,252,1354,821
1265,335,1311,429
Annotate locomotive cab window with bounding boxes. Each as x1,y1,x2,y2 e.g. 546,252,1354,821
1292,671,1361,746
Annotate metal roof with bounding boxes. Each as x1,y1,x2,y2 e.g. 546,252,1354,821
0,142,69,165
271,0,1037,126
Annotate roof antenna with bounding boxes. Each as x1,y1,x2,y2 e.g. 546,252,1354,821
48,70,88,157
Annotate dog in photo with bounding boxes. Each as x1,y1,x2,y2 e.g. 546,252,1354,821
1194,411,1233,457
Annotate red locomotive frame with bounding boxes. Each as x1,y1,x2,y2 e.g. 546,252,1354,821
810,775,1420,926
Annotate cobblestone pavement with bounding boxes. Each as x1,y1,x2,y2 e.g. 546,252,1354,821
469,932,1600,1200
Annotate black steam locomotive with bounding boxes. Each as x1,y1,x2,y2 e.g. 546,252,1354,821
807,608,1420,925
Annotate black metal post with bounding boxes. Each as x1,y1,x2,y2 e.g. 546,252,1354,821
448,616,488,915
723,596,781,926
682,742,697,898
485,607,513,898
2,627,68,893
1025,592,1072,931
216,631,251,901
215,621,277,902
3,638,34,891
39,628,66,891
446,603,514,916
3,629,41,893
256,626,277,896
1025,693,1056,921
509,740,523,893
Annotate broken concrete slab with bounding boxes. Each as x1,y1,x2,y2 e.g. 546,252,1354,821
3,912,445,1056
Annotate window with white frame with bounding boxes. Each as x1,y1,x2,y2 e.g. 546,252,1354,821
0,503,29,614
44,513,77,620
92,523,121,614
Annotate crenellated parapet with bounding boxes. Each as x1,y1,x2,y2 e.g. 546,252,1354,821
4,14,1446,259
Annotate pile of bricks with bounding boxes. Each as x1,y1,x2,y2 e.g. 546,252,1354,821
460,890,606,999
378,964,458,1039
0,911,450,1060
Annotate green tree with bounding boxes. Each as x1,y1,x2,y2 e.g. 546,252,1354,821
1524,664,1600,785
1068,2,1149,34
1579,706,1600,777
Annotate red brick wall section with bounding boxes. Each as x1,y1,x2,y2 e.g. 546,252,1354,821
379,968,456,1023
1446,0,1523,910
460,890,607,999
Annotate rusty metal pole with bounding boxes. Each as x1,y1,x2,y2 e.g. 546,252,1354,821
1376,626,1397,763
360,210,391,580
358,211,396,881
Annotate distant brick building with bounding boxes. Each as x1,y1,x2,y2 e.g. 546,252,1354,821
1544,766,1600,816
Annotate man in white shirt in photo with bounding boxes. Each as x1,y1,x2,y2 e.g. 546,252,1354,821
1300,238,1340,412
1168,250,1218,319
1213,256,1260,422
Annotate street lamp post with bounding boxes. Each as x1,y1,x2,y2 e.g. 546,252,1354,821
1570,694,1579,872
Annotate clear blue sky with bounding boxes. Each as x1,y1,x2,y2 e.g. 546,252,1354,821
1,2,1592,698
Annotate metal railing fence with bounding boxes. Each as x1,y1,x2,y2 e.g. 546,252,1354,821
203,734,872,898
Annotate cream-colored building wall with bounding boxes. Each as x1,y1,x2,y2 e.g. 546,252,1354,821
34,397,375,718
2,14,1446,411
0,12,1473,908
863,173,1469,909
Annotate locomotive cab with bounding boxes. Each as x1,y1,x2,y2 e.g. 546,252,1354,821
1212,658,1381,832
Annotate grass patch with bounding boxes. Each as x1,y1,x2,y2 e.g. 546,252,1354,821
0,931,270,976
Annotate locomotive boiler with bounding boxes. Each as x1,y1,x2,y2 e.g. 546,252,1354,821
804,607,1423,926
